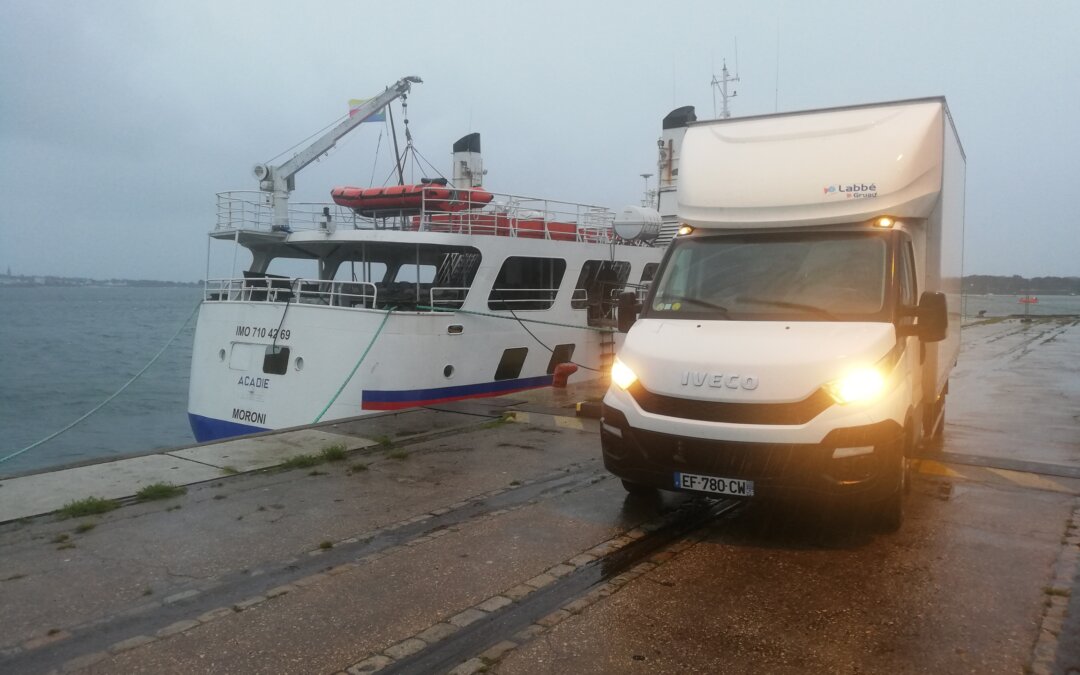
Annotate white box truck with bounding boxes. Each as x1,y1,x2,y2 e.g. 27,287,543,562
602,98,964,530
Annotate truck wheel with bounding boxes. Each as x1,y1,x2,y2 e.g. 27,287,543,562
932,397,946,439
872,471,904,533
871,434,909,533
621,479,654,496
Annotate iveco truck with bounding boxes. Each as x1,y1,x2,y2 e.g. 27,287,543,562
602,98,964,529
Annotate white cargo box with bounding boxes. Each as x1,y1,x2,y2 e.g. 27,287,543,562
678,98,963,228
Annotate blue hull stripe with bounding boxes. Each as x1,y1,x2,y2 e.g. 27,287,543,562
188,413,268,443
362,375,554,405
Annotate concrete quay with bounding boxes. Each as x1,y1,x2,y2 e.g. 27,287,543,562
0,317,1077,674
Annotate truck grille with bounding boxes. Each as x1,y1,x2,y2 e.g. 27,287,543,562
627,383,832,425
631,428,826,479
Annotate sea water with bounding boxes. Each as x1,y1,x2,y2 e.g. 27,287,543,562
0,286,1076,477
0,286,200,477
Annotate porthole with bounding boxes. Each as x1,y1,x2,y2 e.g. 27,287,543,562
295,356,305,371
218,348,226,362
443,364,454,378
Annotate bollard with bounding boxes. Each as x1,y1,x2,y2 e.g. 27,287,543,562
552,363,579,388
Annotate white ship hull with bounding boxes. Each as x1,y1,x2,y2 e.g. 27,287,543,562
188,228,659,442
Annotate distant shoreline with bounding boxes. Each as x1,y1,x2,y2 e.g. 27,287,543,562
0,274,199,288
1,273,1076,293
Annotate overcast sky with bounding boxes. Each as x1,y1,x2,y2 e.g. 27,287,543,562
2,0,1077,280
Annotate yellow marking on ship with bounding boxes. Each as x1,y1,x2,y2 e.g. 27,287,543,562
986,468,1072,493
916,459,967,478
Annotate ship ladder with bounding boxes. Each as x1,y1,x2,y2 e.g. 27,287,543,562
599,329,616,374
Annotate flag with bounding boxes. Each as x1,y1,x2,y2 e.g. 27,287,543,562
348,98,386,122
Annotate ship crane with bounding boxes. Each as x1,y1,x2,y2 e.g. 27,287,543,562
251,75,422,230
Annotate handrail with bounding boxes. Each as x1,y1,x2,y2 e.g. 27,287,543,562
213,189,618,244
205,277,482,312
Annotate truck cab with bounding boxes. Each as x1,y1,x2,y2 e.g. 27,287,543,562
601,98,965,530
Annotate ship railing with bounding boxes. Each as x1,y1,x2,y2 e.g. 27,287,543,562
428,287,470,310
204,277,475,312
486,287,561,312
204,277,378,308
214,190,618,244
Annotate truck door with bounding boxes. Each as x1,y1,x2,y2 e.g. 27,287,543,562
896,237,923,430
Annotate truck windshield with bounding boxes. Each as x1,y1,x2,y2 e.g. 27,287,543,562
646,232,889,321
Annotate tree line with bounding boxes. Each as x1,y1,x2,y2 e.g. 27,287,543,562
963,275,1080,295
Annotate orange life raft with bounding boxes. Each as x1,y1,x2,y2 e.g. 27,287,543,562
331,183,493,217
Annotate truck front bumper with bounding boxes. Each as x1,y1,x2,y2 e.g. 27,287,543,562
601,403,905,501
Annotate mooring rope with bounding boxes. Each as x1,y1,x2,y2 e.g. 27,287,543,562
312,306,395,424
0,301,203,465
415,305,614,333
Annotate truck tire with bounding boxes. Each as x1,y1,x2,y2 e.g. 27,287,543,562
621,479,654,496
871,428,911,533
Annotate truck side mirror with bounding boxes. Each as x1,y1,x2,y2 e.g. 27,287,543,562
917,291,947,342
617,291,639,333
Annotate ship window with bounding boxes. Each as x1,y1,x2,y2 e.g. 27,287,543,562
571,260,631,315
394,265,437,283
494,347,529,380
333,261,388,283
488,257,566,311
263,346,290,375
546,344,576,374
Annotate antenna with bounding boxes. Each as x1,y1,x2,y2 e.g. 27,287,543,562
640,173,654,208
710,58,740,119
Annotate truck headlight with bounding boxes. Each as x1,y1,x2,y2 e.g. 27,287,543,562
610,358,638,390
823,367,886,405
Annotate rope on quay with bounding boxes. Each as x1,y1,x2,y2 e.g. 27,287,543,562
312,306,395,424
0,301,203,465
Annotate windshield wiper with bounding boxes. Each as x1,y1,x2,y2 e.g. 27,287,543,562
657,295,730,316
736,296,837,320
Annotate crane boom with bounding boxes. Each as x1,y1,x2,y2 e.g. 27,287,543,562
252,75,422,230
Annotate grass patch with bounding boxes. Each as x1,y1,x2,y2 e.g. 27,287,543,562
387,449,410,461
481,415,511,430
509,480,522,486
166,505,182,512
319,540,333,550
373,435,394,448
57,497,119,519
51,533,70,544
56,542,76,550
320,444,347,462
280,454,323,469
350,462,369,473
74,522,96,534
221,465,240,475
143,587,153,596
1044,586,1071,597
135,482,187,502
308,470,327,476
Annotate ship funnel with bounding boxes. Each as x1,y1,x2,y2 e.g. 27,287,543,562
452,132,485,188
656,105,696,243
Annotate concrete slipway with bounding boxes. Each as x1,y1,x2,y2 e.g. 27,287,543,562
0,317,1077,674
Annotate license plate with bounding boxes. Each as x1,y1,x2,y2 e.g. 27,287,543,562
674,471,755,497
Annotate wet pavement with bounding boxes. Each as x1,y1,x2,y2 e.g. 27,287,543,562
0,317,1076,674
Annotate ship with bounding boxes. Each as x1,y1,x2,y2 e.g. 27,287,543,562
187,76,697,442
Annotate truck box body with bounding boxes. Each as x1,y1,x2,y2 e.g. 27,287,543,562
602,98,965,524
